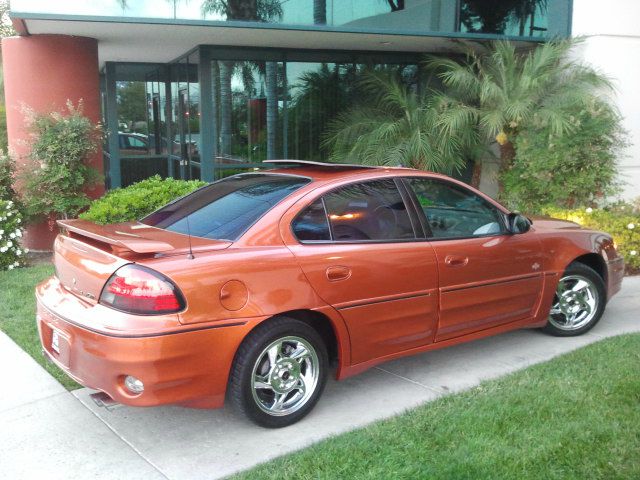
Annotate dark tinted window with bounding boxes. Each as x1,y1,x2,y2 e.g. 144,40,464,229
323,180,414,241
292,199,331,242
142,174,310,241
407,179,505,239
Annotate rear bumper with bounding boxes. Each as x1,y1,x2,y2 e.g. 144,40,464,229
36,277,259,409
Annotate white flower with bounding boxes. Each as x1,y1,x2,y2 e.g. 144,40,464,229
4,204,9,210
15,249,21,256
16,218,21,224
0,247,6,253
7,200,12,206
631,250,638,256
16,230,22,237
6,241,12,248
628,223,636,230
585,207,593,213
9,233,14,239
6,212,11,217
24,248,29,254
13,261,19,267
7,265,13,270
0,230,3,235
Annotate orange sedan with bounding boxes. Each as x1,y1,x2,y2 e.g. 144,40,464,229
36,161,624,427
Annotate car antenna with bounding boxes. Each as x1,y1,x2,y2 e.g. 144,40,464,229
185,215,195,260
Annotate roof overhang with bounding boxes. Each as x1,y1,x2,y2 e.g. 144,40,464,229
11,13,539,68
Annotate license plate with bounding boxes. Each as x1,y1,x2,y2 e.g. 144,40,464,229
51,330,60,354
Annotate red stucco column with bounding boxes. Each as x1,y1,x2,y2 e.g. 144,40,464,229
2,34,104,251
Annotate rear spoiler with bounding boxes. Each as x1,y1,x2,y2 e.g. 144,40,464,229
57,219,174,254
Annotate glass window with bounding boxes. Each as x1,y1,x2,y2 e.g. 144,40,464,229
459,0,549,37
128,136,147,149
407,179,505,239
292,199,331,242
142,174,310,241
323,180,414,242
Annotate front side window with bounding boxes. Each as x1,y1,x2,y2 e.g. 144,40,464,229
407,178,505,239
143,174,310,241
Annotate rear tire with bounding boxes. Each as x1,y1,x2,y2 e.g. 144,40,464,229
542,262,606,337
228,316,328,428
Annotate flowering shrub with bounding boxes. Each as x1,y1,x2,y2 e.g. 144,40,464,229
0,200,27,271
20,100,102,222
543,204,640,272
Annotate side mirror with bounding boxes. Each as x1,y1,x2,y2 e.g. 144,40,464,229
507,213,531,234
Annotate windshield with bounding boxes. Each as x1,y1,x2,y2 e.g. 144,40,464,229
141,173,310,241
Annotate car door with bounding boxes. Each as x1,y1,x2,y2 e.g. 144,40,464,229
404,177,544,342
283,178,439,365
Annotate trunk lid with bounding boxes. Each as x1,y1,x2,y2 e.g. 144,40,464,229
54,219,231,304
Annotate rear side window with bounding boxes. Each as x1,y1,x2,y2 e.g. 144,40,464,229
292,179,415,243
142,174,310,241
291,199,331,241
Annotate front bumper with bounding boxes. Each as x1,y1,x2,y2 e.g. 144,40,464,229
36,276,258,409
606,257,625,300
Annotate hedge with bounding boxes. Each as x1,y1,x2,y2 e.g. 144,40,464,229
80,175,207,224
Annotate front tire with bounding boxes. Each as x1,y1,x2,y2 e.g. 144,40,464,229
228,316,328,428
542,262,606,337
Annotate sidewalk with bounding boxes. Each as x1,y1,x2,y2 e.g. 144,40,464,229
0,332,165,480
1,277,638,480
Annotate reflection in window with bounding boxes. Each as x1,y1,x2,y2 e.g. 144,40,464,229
211,60,419,166
459,0,548,37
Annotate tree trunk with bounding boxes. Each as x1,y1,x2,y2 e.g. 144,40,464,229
470,160,482,189
211,60,220,167
497,140,516,197
265,61,278,160
219,61,233,157
314,0,326,25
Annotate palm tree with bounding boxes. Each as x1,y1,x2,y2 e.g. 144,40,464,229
427,39,612,189
322,72,474,174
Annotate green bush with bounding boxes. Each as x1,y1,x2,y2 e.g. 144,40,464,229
502,101,624,213
80,175,207,224
21,101,102,221
543,205,639,271
0,200,26,271
0,150,17,202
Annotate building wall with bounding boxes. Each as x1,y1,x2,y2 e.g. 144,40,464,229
572,0,640,200
2,34,103,250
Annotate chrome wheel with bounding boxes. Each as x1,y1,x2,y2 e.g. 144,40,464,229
548,274,599,331
250,336,320,417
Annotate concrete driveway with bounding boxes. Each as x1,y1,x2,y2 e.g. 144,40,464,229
2,277,639,480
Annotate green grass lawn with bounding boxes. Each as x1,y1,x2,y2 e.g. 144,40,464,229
236,333,640,480
0,264,80,390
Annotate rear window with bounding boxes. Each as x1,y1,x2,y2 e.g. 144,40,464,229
142,173,310,241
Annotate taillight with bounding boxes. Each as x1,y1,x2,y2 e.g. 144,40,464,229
99,264,185,315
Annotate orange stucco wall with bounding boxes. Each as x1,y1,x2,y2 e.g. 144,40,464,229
2,34,104,250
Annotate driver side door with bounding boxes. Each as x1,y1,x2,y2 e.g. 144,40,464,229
404,177,544,342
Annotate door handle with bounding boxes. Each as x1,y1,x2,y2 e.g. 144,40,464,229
326,265,352,282
444,255,469,267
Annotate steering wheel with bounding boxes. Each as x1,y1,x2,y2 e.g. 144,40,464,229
373,204,399,232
